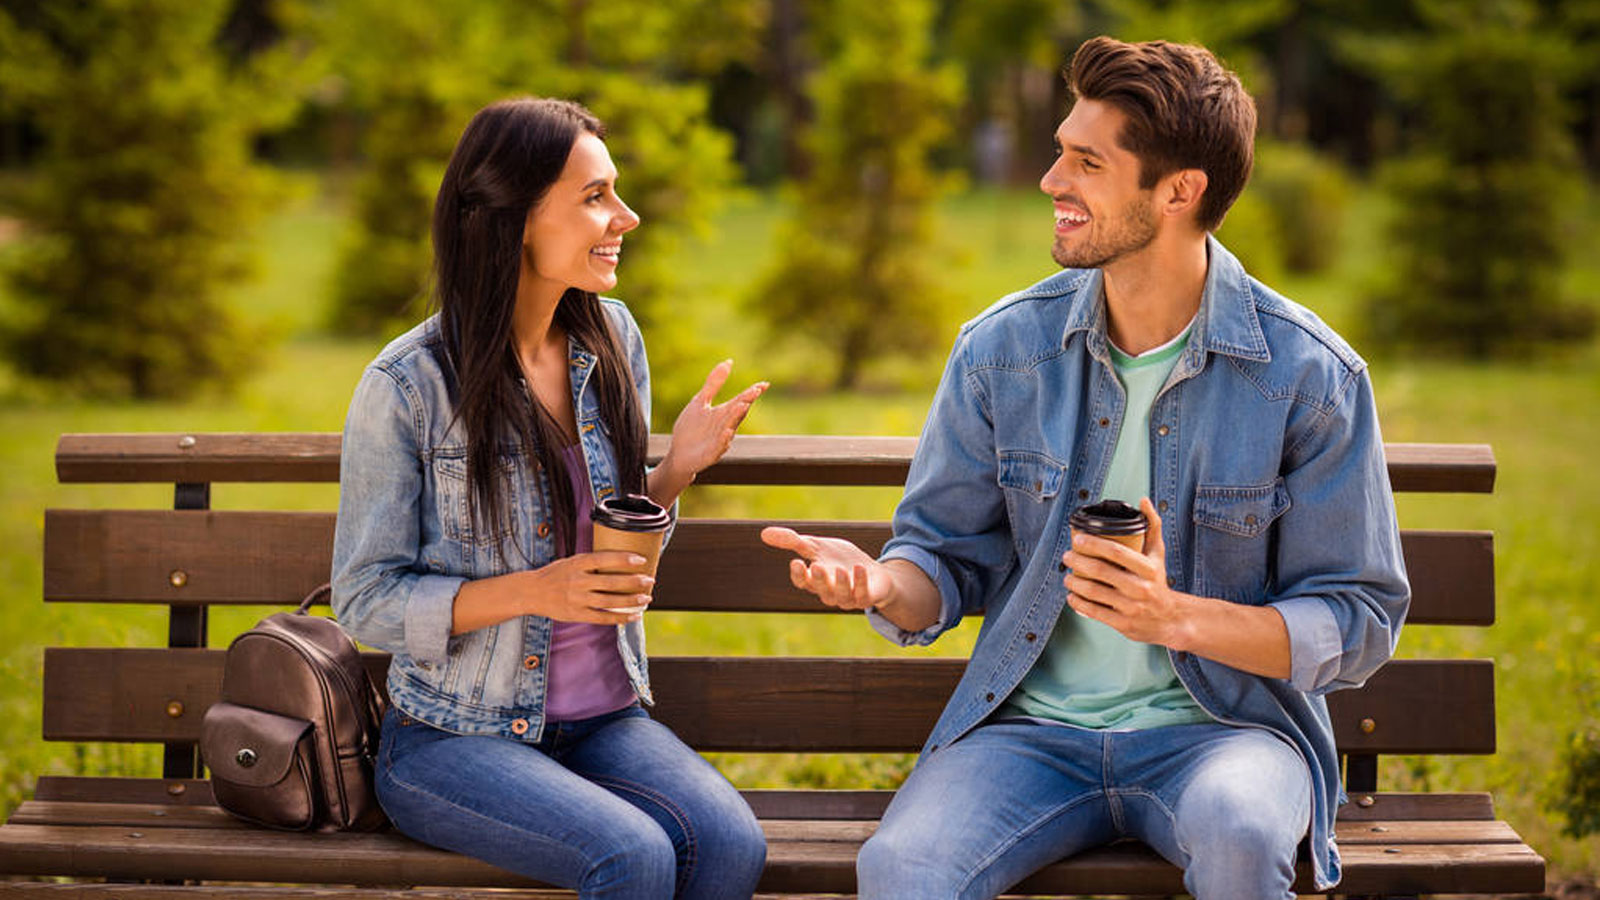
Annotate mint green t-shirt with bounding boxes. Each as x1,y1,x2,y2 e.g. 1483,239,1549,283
1000,324,1213,730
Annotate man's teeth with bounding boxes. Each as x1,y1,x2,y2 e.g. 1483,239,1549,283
1056,211,1089,225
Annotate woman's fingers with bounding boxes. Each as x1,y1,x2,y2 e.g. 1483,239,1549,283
697,359,734,403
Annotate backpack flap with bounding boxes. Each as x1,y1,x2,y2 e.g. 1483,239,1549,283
201,701,319,830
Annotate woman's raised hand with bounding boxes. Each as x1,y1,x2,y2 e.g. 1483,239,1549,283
661,360,768,481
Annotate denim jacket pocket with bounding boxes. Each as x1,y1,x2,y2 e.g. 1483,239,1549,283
433,450,520,546
997,450,1065,559
1192,479,1291,603
996,450,1065,501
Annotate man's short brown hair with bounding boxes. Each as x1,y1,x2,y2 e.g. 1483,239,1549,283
1067,36,1256,232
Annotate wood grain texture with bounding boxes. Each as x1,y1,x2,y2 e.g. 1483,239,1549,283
0,821,1545,896
43,511,1495,625
42,650,1496,755
20,779,1502,825
55,433,1494,492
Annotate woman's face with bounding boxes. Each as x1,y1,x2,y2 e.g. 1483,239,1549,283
522,133,640,297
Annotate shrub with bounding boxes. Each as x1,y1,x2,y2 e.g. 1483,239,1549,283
0,0,298,398
1250,140,1353,274
1358,3,1594,357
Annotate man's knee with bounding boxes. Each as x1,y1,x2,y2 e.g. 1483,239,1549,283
858,819,964,900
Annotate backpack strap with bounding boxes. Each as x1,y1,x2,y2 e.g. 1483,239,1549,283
298,583,331,615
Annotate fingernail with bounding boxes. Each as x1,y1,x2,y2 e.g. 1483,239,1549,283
630,555,646,565
642,576,655,587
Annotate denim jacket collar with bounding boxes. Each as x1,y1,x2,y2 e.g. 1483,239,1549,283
1060,235,1272,375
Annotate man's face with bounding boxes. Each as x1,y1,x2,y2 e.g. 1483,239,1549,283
1039,99,1159,270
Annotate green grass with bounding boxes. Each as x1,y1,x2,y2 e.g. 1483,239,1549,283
1,174,1598,881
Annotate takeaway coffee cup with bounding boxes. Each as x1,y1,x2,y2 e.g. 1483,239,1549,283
591,493,672,614
1067,499,1148,551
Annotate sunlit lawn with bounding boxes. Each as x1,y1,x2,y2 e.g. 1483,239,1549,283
1,173,1597,879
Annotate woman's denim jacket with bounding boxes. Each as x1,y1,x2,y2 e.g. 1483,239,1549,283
874,237,1410,890
331,300,661,744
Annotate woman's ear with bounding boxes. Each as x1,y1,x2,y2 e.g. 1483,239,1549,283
1161,168,1209,223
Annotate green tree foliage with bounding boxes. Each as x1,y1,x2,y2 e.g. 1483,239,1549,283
315,0,515,335
0,0,299,398
319,0,748,355
1358,0,1594,357
750,0,962,390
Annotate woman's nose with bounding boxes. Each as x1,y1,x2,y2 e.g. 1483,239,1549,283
613,199,640,233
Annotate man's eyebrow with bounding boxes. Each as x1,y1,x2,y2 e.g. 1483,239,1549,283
1067,142,1104,160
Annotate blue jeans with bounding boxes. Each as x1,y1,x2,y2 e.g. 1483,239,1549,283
375,705,765,900
857,720,1311,900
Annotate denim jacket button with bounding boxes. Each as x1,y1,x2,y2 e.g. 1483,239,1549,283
1157,424,1171,436
1167,575,1177,588
1078,489,1090,500
1025,632,1038,642
523,655,541,670
537,522,551,538
1158,500,1169,513
1098,417,1110,427
510,718,530,735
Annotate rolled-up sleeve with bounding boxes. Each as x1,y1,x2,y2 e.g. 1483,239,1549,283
875,330,1016,646
1268,368,1410,695
331,365,465,664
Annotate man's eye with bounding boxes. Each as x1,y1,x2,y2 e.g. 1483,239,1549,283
1082,159,1100,171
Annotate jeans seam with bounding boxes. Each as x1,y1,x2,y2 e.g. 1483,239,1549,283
586,773,697,891
954,791,1103,899
1118,787,1189,861
380,763,579,864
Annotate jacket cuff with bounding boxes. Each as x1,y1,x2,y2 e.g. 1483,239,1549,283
1273,595,1343,692
405,574,466,665
867,545,962,646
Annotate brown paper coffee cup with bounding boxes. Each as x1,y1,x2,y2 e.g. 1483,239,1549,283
591,494,671,613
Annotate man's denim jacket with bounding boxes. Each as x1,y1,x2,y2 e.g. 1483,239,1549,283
874,237,1410,890
331,300,659,744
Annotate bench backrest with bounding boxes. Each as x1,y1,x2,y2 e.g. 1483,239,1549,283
41,433,1497,792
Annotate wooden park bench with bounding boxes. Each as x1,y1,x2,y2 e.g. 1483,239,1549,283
0,432,1545,897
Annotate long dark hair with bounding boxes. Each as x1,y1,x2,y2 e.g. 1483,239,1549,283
431,97,647,557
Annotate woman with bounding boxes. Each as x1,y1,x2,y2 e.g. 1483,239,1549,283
331,97,768,899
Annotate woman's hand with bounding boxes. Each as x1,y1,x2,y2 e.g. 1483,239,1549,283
649,360,768,505
523,551,657,624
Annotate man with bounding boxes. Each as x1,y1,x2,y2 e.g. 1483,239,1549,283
760,36,1410,900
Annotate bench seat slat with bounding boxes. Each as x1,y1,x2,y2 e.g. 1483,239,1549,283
0,821,1545,896
7,798,1530,847
43,511,1496,626
42,650,1496,755
24,778,1502,824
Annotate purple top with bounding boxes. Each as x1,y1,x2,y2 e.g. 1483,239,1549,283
544,445,639,722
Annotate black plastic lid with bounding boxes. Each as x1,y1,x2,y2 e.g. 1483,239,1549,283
1068,499,1147,536
591,493,672,532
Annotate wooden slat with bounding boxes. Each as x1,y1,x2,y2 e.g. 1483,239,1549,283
22,779,1501,826
42,650,1495,755
43,511,1495,626
0,821,1544,896
7,799,1528,849
56,433,1495,493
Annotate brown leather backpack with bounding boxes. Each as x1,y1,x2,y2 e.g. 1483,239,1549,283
200,586,388,831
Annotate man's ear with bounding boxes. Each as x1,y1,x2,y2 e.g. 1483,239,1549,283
1161,168,1209,222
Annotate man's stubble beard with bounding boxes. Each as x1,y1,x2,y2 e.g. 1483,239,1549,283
1050,192,1159,270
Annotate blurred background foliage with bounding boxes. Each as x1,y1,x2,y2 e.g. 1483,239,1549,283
1,0,1599,883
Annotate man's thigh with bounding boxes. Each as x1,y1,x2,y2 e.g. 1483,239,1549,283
858,721,1119,900
1114,724,1311,885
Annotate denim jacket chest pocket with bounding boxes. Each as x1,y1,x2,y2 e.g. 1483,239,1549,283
431,447,540,577
996,450,1066,559
1192,479,1291,604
